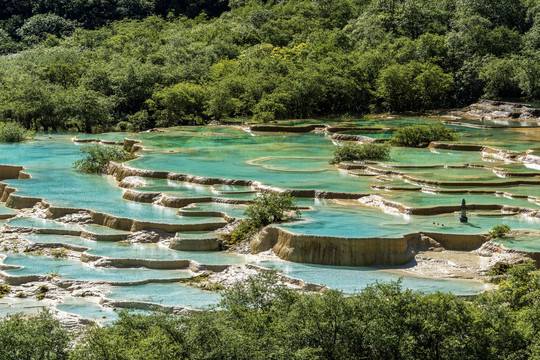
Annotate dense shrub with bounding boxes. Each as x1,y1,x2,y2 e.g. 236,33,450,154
245,192,300,227
73,144,134,174
222,192,300,245
331,142,391,164
488,224,511,239
0,122,32,143
0,263,530,359
0,284,10,298
0,311,69,360
391,123,458,147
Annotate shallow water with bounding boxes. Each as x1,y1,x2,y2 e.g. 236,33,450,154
0,120,538,314
456,127,540,153
0,205,15,215
57,297,119,322
386,191,540,210
23,234,246,264
497,233,540,252
182,202,248,218
1,136,218,224
3,253,193,282
7,217,84,231
105,283,222,308
75,132,135,142
254,260,489,295
0,298,46,316
279,203,540,238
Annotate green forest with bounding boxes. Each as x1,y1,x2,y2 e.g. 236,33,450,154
1,0,539,132
2,264,540,360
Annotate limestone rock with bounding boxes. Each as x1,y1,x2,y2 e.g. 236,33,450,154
125,231,161,243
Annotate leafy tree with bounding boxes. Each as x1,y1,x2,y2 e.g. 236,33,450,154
488,224,511,239
1,264,540,359
391,123,458,147
16,13,78,42
377,61,453,111
73,144,134,173
60,87,113,133
222,192,300,244
0,0,539,133
331,142,391,164
0,121,33,142
0,72,55,129
515,53,540,100
0,311,69,360
480,57,521,99
147,82,209,126
244,192,300,228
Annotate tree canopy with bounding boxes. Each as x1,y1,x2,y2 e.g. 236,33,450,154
1,0,539,132
3,264,540,359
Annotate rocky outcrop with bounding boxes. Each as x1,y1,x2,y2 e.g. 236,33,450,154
331,133,390,143
250,124,321,133
85,254,192,270
56,211,93,224
326,126,391,133
107,163,253,186
331,134,378,142
72,137,125,146
122,188,251,210
100,298,186,313
26,242,89,253
0,185,16,202
169,237,221,251
45,206,227,232
0,271,49,285
125,231,162,243
0,165,30,180
80,252,231,272
5,195,45,209
246,264,327,292
252,226,487,266
447,99,540,123
118,176,147,189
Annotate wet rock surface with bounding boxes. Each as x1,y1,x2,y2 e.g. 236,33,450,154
125,230,163,244
447,99,540,124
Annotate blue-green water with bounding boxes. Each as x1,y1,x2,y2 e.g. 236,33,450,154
23,234,246,264
182,202,248,218
3,253,193,282
253,260,490,295
0,120,538,316
0,298,46,316
1,137,219,224
105,283,222,308
497,233,540,252
57,297,119,322
279,203,540,238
